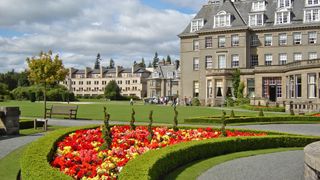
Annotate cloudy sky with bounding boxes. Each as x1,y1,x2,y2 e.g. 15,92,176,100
0,0,207,72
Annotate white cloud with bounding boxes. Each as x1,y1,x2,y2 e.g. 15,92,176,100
0,0,194,72
162,0,207,10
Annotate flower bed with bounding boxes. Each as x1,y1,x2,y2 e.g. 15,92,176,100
51,126,266,179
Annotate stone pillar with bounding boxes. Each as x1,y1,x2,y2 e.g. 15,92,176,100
304,141,320,180
0,107,20,135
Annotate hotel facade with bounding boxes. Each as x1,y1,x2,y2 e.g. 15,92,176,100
62,66,151,99
179,0,320,112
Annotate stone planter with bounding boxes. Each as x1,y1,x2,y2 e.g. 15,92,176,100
0,106,20,135
304,141,320,180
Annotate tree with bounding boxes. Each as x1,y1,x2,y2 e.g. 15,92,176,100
152,52,160,68
166,55,172,64
148,61,152,68
94,53,101,69
108,58,115,69
232,69,241,98
138,58,146,68
104,80,121,100
26,51,68,118
237,81,245,98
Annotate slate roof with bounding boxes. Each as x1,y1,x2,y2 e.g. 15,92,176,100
149,64,179,79
179,0,320,37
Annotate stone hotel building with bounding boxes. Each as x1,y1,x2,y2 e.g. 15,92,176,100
62,66,150,99
179,0,320,111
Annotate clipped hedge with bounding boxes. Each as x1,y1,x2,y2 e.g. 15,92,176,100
184,116,320,124
20,120,44,129
241,105,285,112
20,125,99,180
119,135,320,180
20,125,316,180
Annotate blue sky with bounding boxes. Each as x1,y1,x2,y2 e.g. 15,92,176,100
0,0,206,72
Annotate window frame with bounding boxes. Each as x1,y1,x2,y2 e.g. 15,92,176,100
293,32,302,45
231,34,239,47
265,54,273,66
193,58,200,71
279,33,287,45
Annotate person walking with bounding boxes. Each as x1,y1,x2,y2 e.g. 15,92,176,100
130,98,134,106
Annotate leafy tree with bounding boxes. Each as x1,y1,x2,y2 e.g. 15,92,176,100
94,53,101,69
237,81,245,98
104,80,121,100
0,83,9,95
108,58,115,69
152,52,160,68
17,71,30,87
232,69,241,98
26,51,68,118
166,55,172,64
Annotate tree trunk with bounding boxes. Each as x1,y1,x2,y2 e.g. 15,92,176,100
44,82,47,119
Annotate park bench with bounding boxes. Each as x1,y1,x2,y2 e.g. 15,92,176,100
46,105,78,119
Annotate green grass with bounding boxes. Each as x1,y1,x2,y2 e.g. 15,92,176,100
19,125,66,136
0,100,287,124
164,147,302,180
0,145,27,180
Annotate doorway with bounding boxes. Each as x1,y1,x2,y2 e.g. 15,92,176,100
269,85,276,102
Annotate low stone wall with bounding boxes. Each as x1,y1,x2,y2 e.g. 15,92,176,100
304,141,320,180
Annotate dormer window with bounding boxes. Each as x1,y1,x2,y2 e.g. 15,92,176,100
275,11,291,24
306,0,320,6
190,18,204,32
252,1,266,11
304,9,320,23
214,11,231,28
249,13,264,26
278,0,292,9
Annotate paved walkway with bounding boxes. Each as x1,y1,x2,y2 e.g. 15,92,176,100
198,124,320,180
198,150,304,180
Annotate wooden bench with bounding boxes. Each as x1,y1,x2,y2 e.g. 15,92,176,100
46,105,78,119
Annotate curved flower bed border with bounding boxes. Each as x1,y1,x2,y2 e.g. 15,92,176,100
20,125,320,180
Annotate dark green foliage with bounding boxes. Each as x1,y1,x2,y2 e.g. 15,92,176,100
173,107,179,132
104,80,121,100
184,116,320,124
147,110,154,142
29,92,36,102
152,52,160,68
258,109,264,117
242,105,285,112
230,110,235,118
166,55,172,64
237,82,245,99
226,97,235,107
290,109,295,116
220,111,227,137
232,69,240,98
108,58,115,69
119,136,320,180
191,98,201,106
101,107,112,150
130,108,136,130
94,53,101,69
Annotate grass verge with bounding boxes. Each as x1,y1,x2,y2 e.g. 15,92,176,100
164,147,302,180
0,145,27,180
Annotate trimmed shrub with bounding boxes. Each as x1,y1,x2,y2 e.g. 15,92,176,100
119,135,320,180
242,105,285,112
191,98,200,106
258,109,264,117
184,116,320,124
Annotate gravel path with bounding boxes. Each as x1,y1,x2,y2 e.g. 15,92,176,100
198,150,304,180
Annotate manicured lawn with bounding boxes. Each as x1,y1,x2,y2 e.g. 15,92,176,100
164,147,302,180
0,100,287,124
0,145,26,180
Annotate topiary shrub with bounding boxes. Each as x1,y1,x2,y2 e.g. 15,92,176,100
258,109,264,117
191,98,200,106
